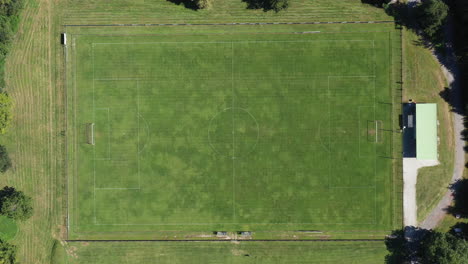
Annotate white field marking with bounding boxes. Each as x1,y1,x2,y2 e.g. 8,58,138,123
231,42,235,221
94,108,111,160
330,186,376,189
137,80,141,189
137,113,150,155
358,106,361,157
375,120,378,143
327,74,379,212
389,30,398,226
95,78,140,81
82,40,383,226
358,106,376,158
90,53,145,223
207,107,260,158
92,70,141,182
92,220,377,226
326,75,376,78
372,44,377,224
92,40,375,45
90,123,95,145
92,43,97,224
317,121,330,153
73,37,78,228
70,36,78,231
95,188,140,190
327,76,331,188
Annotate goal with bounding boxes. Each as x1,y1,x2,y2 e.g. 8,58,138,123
86,123,95,145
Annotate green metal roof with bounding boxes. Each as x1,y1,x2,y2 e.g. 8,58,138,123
416,104,438,160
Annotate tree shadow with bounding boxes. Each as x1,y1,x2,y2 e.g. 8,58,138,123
241,0,287,12
439,87,465,115
385,227,431,264
361,0,388,8
385,229,409,264
166,0,200,10
450,222,468,239
447,179,468,217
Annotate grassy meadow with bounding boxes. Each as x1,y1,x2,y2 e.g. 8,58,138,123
56,241,388,264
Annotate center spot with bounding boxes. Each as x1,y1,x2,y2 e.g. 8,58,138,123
208,108,259,158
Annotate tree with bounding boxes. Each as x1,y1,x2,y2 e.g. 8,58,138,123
0,240,16,264
269,0,288,11
417,0,449,40
0,16,12,45
0,0,23,17
0,93,11,134
0,186,32,221
193,0,212,9
243,0,289,12
0,145,11,173
167,0,212,10
384,229,410,263
419,231,468,264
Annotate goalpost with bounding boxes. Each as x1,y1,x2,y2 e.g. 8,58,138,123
375,120,383,143
86,123,95,145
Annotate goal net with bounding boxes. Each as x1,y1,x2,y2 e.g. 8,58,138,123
86,123,95,145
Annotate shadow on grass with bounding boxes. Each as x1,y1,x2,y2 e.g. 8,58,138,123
450,222,468,239
166,0,199,10
241,0,288,12
385,227,431,264
447,179,468,217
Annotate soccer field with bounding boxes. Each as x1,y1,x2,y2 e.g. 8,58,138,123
66,23,399,239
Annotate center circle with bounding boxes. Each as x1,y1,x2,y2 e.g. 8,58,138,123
208,108,259,159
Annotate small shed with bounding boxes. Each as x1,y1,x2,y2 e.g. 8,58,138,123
416,104,437,160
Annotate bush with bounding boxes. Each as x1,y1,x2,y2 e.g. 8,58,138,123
0,145,11,173
0,239,15,264
0,93,12,134
167,0,212,10
269,0,288,11
194,0,212,9
0,16,12,45
243,0,289,12
419,231,468,264
417,0,449,41
0,0,23,17
0,186,32,221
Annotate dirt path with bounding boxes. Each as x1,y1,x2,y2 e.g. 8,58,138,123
419,15,465,230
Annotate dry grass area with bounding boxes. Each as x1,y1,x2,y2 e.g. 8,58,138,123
0,0,64,262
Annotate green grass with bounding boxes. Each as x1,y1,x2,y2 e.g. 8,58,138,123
61,0,392,25
401,29,454,222
59,241,387,264
66,23,398,239
0,215,17,241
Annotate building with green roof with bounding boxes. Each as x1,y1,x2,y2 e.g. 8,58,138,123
416,104,438,160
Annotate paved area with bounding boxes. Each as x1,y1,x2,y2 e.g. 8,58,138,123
403,158,439,226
